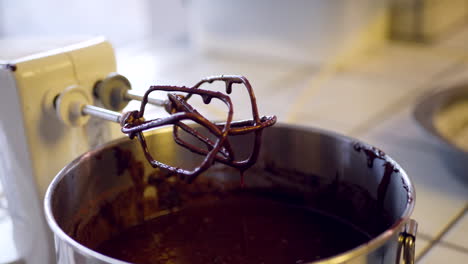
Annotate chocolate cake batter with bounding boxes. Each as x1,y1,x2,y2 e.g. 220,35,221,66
96,191,372,264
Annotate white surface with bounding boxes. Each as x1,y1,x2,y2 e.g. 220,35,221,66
284,73,413,131
0,0,151,46
416,238,431,259
0,184,20,264
187,0,388,64
348,44,458,85
419,244,468,263
442,211,468,249
0,216,20,263
0,66,52,264
0,37,92,61
437,26,468,52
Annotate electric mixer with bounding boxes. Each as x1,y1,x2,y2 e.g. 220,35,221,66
0,38,275,263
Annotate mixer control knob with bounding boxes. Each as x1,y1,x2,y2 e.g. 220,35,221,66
94,73,132,111
55,85,92,127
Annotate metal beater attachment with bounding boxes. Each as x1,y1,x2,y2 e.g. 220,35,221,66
55,75,276,182
119,75,277,182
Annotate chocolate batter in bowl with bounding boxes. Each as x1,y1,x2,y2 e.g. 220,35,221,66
44,124,416,264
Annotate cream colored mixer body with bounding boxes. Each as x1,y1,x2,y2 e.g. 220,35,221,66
0,38,121,264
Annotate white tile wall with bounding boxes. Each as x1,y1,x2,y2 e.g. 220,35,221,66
418,244,468,264
285,72,414,132
118,44,303,122
416,238,432,259
345,44,458,84
436,26,468,53
0,216,19,263
441,210,468,250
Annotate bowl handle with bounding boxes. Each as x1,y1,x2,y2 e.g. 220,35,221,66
396,219,418,264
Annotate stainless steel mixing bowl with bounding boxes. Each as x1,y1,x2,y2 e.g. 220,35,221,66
44,124,416,264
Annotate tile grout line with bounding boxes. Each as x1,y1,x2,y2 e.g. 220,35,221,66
417,233,434,241
416,203,468,262
437,240,468,254
277,47,468,129
348,59,467,138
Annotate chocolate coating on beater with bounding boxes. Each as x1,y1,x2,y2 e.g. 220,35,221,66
121,75,277,182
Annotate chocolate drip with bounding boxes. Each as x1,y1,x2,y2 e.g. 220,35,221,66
377,162,398,209
201,95,213,104
240,171,245,188
353,142,405,209
353,143,386,168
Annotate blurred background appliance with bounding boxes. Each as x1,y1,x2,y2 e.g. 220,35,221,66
390,0,468,42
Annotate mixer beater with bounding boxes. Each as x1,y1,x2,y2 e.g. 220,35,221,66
55,74,277,182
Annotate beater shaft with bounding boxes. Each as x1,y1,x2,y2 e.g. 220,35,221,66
82,105,122,124
125,90,166,107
